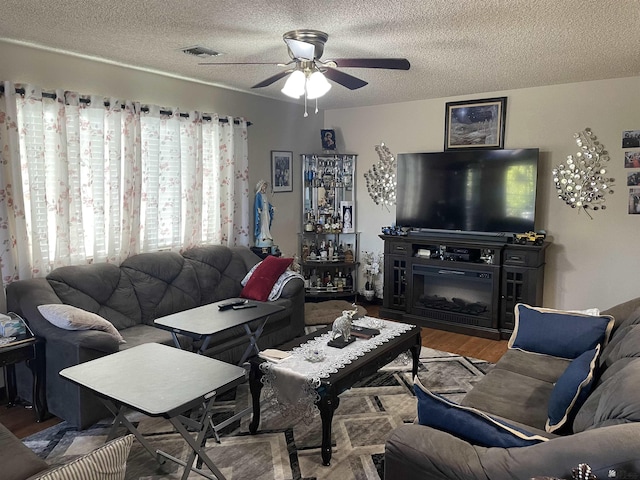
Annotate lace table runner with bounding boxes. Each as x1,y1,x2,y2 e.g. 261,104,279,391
260,317,415,421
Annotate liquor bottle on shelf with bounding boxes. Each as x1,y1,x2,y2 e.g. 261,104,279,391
344,244,354,263
336,269,344,292
304,211,314,232
328,240,334,260
319,240,327,260
346,269,354,289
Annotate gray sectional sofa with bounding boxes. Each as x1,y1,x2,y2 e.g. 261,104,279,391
385,298,640,480
7,245,305,429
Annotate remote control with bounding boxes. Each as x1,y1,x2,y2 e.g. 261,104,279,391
232,304,257,310
218,299,247,310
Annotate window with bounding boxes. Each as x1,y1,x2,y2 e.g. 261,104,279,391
0,83,250,281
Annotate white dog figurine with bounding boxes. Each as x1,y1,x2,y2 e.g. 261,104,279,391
331,307,358,342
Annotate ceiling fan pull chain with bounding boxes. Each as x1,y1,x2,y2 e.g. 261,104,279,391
315,98,319,114
304,91,309,117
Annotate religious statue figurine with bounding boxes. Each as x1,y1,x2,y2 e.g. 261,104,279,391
254,179,274,248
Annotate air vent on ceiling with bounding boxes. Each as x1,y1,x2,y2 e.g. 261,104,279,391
181,46,223,58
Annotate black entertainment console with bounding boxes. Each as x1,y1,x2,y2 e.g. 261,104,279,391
379,233,548,340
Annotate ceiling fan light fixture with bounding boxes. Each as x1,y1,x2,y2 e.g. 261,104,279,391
281,70,306,98
306,71,331,100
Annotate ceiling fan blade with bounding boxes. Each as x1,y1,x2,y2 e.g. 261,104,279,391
284,38,315,60
199,61,284,66
328,58,410,70
323,67,368,90
251,70,293,89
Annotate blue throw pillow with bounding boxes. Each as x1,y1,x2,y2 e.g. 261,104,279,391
413,377,548,448
546,345,600,433
509,304,614,359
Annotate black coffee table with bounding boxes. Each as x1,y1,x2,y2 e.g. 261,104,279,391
248,322,421,466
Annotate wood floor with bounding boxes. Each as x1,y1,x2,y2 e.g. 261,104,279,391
367,304,509,364
1,303,508,440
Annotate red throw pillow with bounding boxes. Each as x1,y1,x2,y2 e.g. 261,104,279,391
240,256,293,301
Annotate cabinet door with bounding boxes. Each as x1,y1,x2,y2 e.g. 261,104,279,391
500,265,544,331
383,255,408,310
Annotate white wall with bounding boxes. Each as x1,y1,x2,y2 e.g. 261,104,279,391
0,40,321,258
326,76,640,311
3,40,640,312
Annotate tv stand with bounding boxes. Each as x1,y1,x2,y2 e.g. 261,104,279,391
379,234,547,340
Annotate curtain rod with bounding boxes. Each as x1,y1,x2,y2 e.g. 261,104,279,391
0,86,251,126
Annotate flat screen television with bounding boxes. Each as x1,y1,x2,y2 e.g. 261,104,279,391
396,149,539,235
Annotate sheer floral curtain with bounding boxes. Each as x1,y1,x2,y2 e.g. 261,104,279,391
0,81,250,290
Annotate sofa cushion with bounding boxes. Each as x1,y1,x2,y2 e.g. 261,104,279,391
461,365,557,430
573,358,640,432
37,304,125,344
546,346,600,433
414,377,548,448
491,348,571,384
600,324,640,369
182,245,246,303
240,256,293,301
31,434,133,480
118,324,192,351
47,263,141,330
120,251,201,324
509,304,614,359
602,301,640,334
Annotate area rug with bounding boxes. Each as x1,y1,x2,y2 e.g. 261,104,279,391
23,347,493,480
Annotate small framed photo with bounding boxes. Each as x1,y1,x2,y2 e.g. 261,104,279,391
321,129,337,151
271,151,293,193
630,187,640,214
624,151,640,168
627,171,640,186
444,97,507,150
623,131,640,148
340,200,354,233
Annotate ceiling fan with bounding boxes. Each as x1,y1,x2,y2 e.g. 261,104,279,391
199,29,410,93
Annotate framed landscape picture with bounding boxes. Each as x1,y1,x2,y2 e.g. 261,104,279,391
444,97,507,150
271,150,293,192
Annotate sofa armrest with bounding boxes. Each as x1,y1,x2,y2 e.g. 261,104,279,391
386,423,640,480
7,278,120,354
277,276,304,299
1,422,49,480
385,424,487,480
481,423,640,479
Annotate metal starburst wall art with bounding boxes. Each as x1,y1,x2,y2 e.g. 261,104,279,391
364,142,397,210
553,128,614,218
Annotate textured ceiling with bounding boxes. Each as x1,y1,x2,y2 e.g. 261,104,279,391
1,0,639,110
